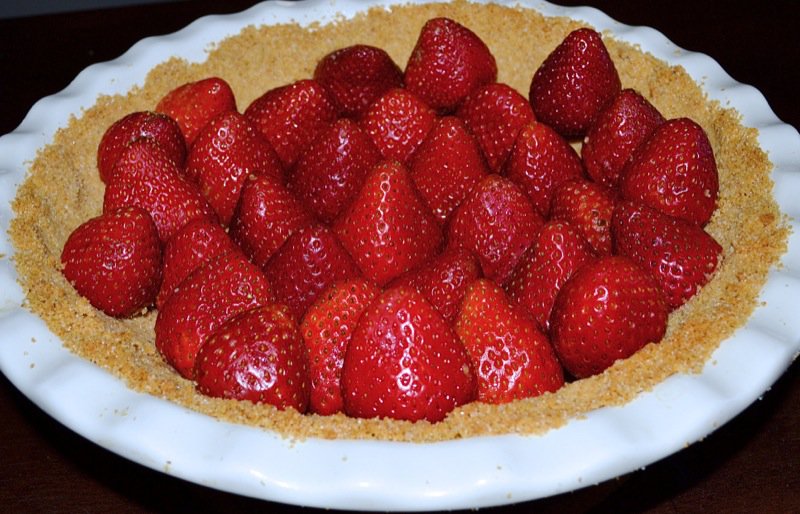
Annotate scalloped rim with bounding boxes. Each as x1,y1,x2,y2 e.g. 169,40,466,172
1,0,799,510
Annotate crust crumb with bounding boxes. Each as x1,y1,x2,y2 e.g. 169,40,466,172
8,0,788,442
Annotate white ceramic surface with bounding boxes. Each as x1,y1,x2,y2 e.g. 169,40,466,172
0,0,798,510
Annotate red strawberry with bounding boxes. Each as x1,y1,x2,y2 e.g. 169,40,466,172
549,178,615,255
155,250,273,379
229,173,313,269
264,223,362,321
447,174,544,285
360,88,437,167
455,279,564,403
529,28,621,138
612,200,723,310
409,116,489,224
504,121,585,217
549,255,668,378
314,44,404,120
184,111,284,225
341,286,476,422
505,221,596,332
96,111,186,184
195,304,310,412
156,217,242,310
288,118,382,224
244,79,338,168
61,206,161,318
457,82,536,172
389,245,481,323
103,139,216,243
155,76,237,146
332,160,442,286
619,117,719,226
581,88,665,189
404,17,497,112
300,278,380,415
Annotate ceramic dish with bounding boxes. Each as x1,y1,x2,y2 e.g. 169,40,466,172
1,0,798,510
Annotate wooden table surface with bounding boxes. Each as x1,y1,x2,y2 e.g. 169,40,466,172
1,1,798,512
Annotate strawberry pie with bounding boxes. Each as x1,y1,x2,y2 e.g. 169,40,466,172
9,0,788,441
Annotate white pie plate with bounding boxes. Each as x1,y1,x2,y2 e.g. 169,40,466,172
0,0,798,511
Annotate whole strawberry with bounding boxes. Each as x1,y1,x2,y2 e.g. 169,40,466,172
341,286,476,422
505,220,596,332
529,27,621,138
360,88,437,167
185,111,284,225
549,255,668,378
300,278,380,415
314,44,404,120
447,174,544,285
288,118,382,224
619,117,719,226
103,139,217,243
155,76,237,146
245,79,338,168
156,217,243,310
404,17,497,113
61,206,161,318
456,82,536,172
155,250,273,379
195,304,310,413
455,279,564,403
264,223,362,321
409,116,489,224
581,88,665,189
96,111,186,184
612,200,723,310
229,172,313,269
504,121,585,217
549,178,616,255
333,160,442,286
389,245,482,323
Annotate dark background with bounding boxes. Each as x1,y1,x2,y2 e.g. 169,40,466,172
1,1,798,512
0,0,186,19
